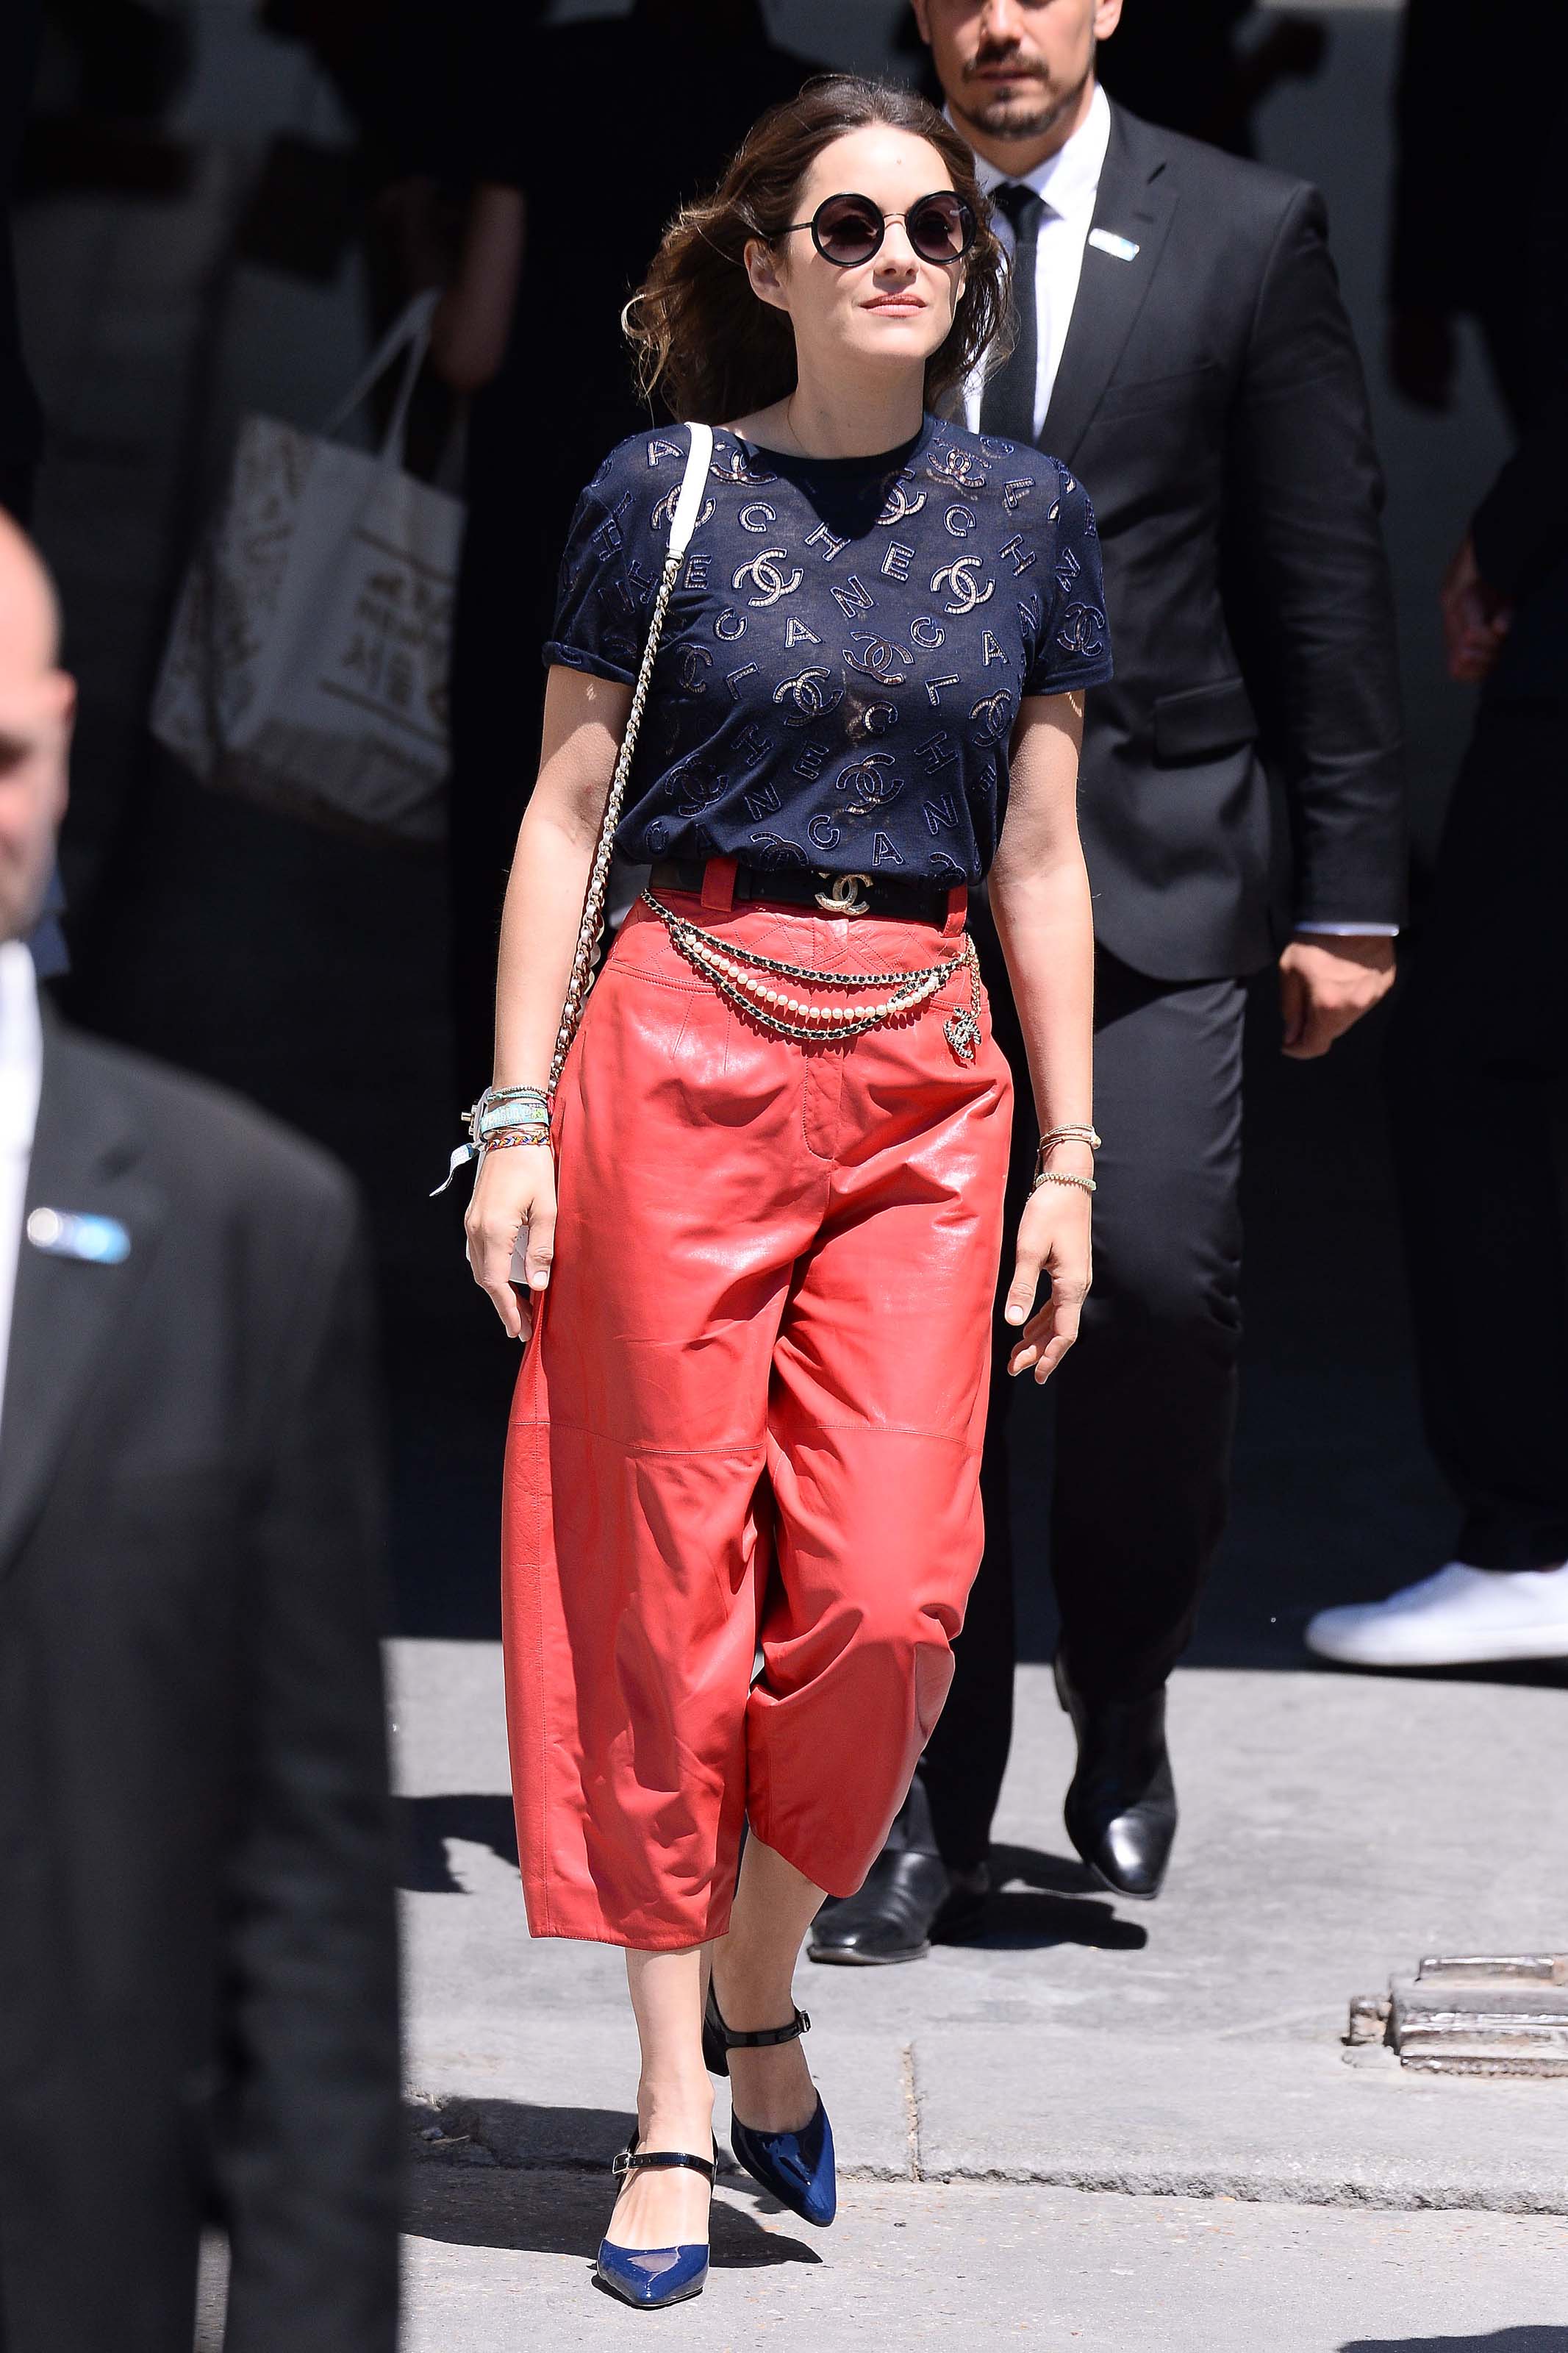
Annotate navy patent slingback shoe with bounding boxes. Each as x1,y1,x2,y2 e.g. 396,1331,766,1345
704,1990,838,2228
595,2135,715,2309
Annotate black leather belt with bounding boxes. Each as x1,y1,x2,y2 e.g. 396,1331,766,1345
648,857,965,924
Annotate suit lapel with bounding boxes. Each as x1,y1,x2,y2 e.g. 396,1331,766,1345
1042,107,1179,466
0,1018,164,1574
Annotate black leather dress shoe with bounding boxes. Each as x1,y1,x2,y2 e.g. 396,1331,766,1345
1055,1654,1178,1902
808,1849,989,1965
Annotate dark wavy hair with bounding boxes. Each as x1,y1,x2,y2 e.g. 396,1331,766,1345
626,76,1010,424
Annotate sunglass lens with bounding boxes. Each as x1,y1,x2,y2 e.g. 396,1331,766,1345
814,197,883,266
909,193,971,263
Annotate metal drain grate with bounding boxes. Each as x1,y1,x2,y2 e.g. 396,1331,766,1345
1348,1956,1568,2075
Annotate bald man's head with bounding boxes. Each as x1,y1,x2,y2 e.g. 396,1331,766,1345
0,515,73,949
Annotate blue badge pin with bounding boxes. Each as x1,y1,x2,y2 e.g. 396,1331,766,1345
1088,228,1141,262
26,1207,132,1265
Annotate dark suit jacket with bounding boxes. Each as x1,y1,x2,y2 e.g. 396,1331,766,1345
1037,104,1404,979
0,1018,398,2352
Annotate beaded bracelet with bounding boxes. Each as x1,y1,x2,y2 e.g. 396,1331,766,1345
1031,1168,1096,1196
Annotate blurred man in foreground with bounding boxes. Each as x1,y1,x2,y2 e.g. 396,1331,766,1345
0,516,399,2348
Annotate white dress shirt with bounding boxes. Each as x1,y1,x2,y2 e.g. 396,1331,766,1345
961,81,1112,441
0,940,43,1445
956,86,1395,940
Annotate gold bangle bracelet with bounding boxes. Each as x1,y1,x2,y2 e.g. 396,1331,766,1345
1031,1168,1096,1196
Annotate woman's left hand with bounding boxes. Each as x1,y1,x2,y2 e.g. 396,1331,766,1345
1003,1182,1092,1384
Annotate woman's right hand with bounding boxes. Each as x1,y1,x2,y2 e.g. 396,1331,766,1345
465,1143,556,1340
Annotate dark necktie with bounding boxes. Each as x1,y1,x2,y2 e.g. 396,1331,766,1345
980,182,1046,445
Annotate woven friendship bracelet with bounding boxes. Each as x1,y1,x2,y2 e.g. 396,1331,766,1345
479,1128,551,1154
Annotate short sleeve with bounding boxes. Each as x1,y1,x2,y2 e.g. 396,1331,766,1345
1024,467,1114,697
542,482,642,685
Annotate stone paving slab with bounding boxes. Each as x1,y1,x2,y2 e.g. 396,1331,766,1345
397,2171,1568,2352
914,2032,1568,2212
404,2009,914,2183
401,2011,1568,2215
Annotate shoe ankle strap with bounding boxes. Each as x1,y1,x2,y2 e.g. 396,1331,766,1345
710,1999,811,2050
612,2135,717,2184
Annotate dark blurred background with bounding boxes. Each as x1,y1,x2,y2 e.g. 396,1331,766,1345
8,0,1521,1657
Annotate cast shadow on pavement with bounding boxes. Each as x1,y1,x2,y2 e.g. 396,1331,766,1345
395,1810,1148,1955
407,2124,820,2269
950,1844,1149,1953
1339,2334,1568,2352
398,1794,518,1891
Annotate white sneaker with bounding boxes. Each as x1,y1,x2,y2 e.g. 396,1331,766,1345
1305,1560,1568,1668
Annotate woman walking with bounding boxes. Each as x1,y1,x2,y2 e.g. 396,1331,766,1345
462,76,1110,2308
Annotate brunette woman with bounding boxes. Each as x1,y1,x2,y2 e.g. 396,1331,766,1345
462,76,1111,2310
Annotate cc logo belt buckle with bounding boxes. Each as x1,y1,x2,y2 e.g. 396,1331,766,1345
814,871,874,917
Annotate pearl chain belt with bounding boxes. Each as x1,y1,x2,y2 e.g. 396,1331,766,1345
641,889,984,1063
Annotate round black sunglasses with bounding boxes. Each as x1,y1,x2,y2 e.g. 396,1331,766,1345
783,190,978,271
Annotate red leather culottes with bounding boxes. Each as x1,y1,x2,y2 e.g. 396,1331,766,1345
501,885,1013,1949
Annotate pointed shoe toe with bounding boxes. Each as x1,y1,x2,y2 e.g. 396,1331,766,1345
595,2240,709,2308
807,1850,985,1965
1081,1799,1175,1901
730,2095,837,2227
1056,1655,1178,1902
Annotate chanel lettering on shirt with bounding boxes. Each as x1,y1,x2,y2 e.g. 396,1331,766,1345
545,415,1113,885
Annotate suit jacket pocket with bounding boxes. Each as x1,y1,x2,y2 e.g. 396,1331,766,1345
1153,677,1258,764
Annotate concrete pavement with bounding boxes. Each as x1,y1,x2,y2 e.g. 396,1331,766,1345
400,2176,1568,2352
394,1639,1568,2336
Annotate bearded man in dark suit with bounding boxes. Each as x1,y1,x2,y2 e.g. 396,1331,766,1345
0,515,399,2348
814,0,1405,1964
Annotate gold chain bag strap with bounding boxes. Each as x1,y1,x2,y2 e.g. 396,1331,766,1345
546,421,715,1096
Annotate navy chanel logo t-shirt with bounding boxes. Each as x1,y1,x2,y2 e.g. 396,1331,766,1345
545,415,1113,886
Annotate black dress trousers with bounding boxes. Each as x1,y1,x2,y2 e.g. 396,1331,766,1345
922,922,1246,1872
1384,701,1568,1570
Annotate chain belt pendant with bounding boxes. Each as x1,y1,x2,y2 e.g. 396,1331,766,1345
642,889,983,1063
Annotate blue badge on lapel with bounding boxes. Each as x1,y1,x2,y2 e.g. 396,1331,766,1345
25,1207,132,1265
1088,228,1141,262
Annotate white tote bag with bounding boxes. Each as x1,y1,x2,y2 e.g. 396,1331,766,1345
151,290,463,846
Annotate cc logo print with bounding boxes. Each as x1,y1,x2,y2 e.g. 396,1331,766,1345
667,757,726,815
834,751,903,805
773,666,844,725
877,482,927,526
749,831,810,868
931,557,996,616
732,549,803,607
1056,602,1108,657
970,691,1014,746
843,632,908,683
651,486,716,532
